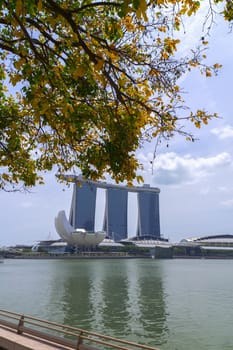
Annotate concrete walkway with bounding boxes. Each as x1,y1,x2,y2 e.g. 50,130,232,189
0,326,73,350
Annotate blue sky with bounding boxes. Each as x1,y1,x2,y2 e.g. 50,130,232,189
0,7,233,246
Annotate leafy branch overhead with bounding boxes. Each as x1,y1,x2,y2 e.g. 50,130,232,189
0,0,231,189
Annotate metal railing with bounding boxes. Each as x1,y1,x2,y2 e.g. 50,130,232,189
0,309,160,350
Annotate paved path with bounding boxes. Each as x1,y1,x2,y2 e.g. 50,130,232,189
0,326,73,350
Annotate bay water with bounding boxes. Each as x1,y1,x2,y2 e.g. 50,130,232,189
0,258,233,350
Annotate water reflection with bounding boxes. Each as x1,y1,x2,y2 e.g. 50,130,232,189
53,260,96,329
46,259,168,347
135,261,168,345
2,259,233,350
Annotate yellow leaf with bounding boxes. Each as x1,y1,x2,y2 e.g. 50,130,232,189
136,175,144,183
14,57,26,70
10,73,22,86
69,125,76,132
37,0,43,11
140,0,148,21
158,26,167,32
194,121,201,128
136,0,148,21
15,0,23,16
213,63,222,69
95,58,104,71
40,104,48,114
124,15,135,32
161,51,169,60
73,66,86,79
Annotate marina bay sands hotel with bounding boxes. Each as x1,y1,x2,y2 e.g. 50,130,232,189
55,175,162,247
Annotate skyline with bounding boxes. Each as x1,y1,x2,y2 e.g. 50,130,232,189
1,8,233,246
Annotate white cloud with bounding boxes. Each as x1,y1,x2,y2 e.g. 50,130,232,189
218,186,228,192
221,199,233,207
20,201,34,208
217,186,233,193
199,187,210,195
211,125,233,139
139,151,231,186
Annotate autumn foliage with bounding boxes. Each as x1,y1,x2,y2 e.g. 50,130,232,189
0,0,231,189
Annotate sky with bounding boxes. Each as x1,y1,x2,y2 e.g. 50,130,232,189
0,5,233,246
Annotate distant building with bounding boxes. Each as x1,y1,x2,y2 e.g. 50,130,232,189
177,234,233,258
31,240,70,254
137,189,160,238
181,234,233,246
69,182,97,231
55,176,162,248
104,187,128,241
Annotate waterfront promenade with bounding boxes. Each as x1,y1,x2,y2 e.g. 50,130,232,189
0,309,159,350
0,326,72,350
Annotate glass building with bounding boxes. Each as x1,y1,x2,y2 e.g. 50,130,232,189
137,190,160,238
69,182,97,231
104,187,128,241
65,177,161,242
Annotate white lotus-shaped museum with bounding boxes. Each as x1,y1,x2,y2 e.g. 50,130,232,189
54,210,106,247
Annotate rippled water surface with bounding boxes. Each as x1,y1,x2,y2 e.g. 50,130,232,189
1,258,233,350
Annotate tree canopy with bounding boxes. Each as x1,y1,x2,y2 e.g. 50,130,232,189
0,0,232,190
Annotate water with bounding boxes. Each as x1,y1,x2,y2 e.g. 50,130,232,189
1,258,233,350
